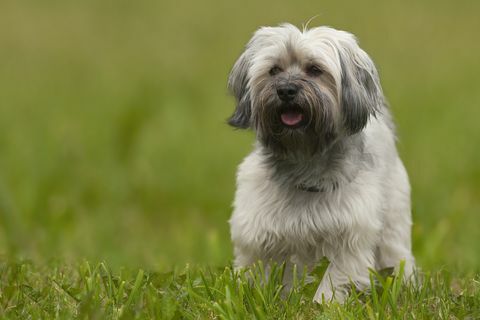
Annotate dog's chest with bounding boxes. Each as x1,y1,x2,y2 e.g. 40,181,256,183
259,189,344,242
231,180,354,251
230,149,383,256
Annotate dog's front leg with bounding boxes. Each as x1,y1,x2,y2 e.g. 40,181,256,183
313,246,375,303
233,244,260,269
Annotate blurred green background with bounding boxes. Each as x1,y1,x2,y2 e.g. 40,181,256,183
0,0,479,272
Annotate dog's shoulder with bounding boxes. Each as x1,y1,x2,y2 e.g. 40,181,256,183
236,147,269,180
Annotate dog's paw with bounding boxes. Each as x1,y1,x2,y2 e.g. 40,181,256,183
313,285,347,304
313,289,333,304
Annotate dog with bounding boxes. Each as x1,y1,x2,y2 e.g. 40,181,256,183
227,23,415,303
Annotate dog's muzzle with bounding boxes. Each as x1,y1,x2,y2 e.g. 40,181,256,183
275,83,306,128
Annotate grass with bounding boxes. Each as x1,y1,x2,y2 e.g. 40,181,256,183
0,0,479,318
1,260,479,319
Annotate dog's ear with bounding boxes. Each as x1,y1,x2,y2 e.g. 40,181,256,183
228,26,292,129
227,49,252,129
337,35,383,134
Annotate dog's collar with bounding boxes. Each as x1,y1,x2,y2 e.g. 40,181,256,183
295,183,321,193
295,180,341,193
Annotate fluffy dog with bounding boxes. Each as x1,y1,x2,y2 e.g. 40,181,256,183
227,24,415,303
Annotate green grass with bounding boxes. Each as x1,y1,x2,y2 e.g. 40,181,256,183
0,0,479,318
1,260,479,319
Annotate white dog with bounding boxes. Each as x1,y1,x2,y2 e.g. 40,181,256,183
227,24,415,303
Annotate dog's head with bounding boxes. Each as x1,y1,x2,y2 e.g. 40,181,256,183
228,24,384,155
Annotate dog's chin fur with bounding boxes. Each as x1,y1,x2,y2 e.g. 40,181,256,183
227,24,415,303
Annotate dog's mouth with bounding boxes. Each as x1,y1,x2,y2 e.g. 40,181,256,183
279,106,305,128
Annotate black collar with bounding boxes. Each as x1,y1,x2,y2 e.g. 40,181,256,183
295,180,341,193
295,183,321,193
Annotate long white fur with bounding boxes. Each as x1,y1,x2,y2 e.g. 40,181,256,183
228,24,415,303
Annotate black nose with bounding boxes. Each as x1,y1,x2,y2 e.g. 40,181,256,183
277,84,298,102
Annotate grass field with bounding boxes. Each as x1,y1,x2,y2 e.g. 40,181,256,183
0,0,479,318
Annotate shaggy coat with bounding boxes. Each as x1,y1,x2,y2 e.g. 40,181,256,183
228,24,415,302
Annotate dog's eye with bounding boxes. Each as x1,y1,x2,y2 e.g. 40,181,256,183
269,66,282,76
306,65,323,77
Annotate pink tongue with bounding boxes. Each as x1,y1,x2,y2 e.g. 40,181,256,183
281,111,303,126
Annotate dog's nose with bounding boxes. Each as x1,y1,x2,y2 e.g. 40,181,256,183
277,84,298,102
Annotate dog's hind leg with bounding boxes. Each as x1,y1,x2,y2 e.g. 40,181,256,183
375,160,415,279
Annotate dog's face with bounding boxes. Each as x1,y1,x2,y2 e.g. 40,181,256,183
228,24,383,155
